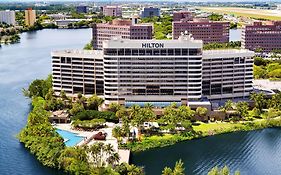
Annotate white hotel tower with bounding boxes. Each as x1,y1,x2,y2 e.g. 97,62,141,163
103,35,203,107
52,34,254,108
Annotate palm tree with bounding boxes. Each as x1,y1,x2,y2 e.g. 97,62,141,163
129,104,141,120
106,152,120,166
104,144,114,158
144,102,153,110
250,93,266,113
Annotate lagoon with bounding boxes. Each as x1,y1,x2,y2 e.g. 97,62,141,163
0,29,91,175
131,128,281,175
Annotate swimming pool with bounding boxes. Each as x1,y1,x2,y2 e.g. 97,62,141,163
56,129,84,147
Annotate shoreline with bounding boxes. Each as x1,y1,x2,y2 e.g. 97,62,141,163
124,118,281,153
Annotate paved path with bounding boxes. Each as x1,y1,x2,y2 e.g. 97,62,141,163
118,149,130,164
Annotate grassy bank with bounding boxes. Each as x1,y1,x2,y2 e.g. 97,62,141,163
123,118,281,152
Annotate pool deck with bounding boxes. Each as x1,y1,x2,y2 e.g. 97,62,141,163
118,149,130,164
55,123,130,164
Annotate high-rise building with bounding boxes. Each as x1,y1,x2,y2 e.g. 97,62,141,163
202,50,254,100
172,12,230,44
0,10,16,25
25,8,36,26
52,35,254,107
76,5,88,13
102,6,122,17
140,7,160,18
52,50,104,96
92,19,153,49
241,21,281,53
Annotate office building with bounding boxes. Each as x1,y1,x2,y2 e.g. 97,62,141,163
140,7,160,18
92,19,153,49
173,11,193,22
173,12,230,44
0,10,16,25
102,6,122,17
241,21,281,53
52,34,254,107
56,19,85,28
52,50,104,96
25,8,36,26
76,5,88,13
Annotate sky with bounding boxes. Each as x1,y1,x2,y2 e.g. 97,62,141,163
1,0,280,2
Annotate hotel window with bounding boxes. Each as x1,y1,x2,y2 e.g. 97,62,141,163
125,49,131,55
168,49,174,55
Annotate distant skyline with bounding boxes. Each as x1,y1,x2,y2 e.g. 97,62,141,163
1,0,281,2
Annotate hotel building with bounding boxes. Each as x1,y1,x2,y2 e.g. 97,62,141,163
0,10,16,26
52,35,254,107
25,8,36,26
92,19,153,49
202,50,254,100
103,35,203,106
241,21,281,53
52,50,104,96
102,6,122,17
172,12,230,44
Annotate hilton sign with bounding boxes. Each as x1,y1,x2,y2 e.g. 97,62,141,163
142,43,164,48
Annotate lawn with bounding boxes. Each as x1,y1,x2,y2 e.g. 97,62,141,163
193,122,244,133
199,7,281,21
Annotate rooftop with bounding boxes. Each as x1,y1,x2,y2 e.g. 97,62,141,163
51,49,103,58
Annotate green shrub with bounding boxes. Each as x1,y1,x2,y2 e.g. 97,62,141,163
72,119,106,130
72,110,117,122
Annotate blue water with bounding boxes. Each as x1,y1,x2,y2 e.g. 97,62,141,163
56,129,84,147
0,29,91,175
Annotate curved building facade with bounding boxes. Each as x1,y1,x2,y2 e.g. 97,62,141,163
102,35,203,106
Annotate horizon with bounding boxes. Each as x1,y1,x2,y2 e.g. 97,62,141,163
1,0,281,3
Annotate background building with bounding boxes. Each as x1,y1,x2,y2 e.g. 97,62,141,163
102,6,122,17
52,50,104,96
173,11,193,22
242,21,281,53
92,19,153,49
25,8,36,26
140,7,160,18
76,5,88,13
173,11,230,44
55,19,84,28
0,10,16,25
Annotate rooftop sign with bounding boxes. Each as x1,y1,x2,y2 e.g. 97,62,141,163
142,43,164,48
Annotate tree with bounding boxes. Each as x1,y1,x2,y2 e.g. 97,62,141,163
268,92,281,110
235,101,249,119
70,102,84,115
86,94,104,110
253,65,267,79
161,159,185,175
162,167,173,175
250,93,266,113
219,100,234,119
254,57,268,66
207,166,239,175
196,107,208,121
109,102,122,113
115,163,145,175
130,105,155,140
